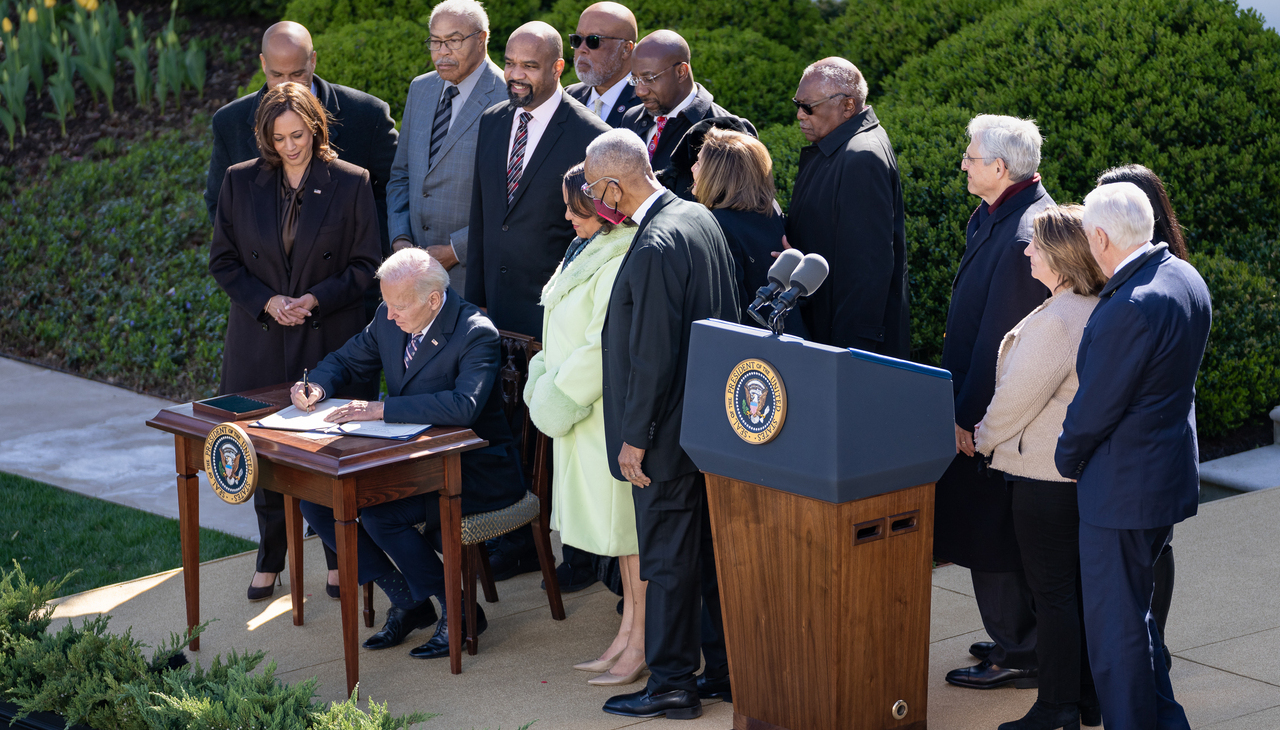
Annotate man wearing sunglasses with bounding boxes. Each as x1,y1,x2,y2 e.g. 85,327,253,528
620,30,755,201
563,2,639,128
784,57,910,360
387,0,505,299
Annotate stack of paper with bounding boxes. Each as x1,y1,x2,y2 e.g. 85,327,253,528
252,400,432,441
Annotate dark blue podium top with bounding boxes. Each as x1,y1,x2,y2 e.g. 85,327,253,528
680,320,956,504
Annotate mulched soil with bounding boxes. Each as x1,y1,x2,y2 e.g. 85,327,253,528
1199,413,1274,462
0,1,265,176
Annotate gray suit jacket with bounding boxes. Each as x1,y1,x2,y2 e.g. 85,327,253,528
387,60,506,296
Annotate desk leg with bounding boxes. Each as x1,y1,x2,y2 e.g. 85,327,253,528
440,453,463,675
284,494,305,626
334,477,361,698
175,435,200,652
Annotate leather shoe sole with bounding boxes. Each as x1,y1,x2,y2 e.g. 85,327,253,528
945,660,1038,689
602,689,702,720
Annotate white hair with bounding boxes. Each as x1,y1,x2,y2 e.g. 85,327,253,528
967,114,1042,182
1082,182,1155,253
801,61,868,109
376,248,450,301
585,128,651,179
430,0,489,33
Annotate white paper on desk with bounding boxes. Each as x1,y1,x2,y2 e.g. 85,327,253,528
334,420,432,439
252,401,431,440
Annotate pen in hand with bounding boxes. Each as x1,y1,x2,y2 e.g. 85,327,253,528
302,368,313,412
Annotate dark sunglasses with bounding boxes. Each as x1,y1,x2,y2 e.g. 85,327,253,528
792,93,850,116
569,33,629,50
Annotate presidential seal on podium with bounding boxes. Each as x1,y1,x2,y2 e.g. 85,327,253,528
203,422,259,504
725,358,787,444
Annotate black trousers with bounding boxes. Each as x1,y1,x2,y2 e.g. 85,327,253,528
633,471,726,694
1010,479,1094,705
254,486,337,574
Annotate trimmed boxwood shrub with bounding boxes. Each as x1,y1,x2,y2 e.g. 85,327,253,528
283,0,434,34
312,18,433,123
758,122,806,210
683,28,808,129
537,0,824,44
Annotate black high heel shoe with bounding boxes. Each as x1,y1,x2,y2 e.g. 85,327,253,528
997,701,1081,730
247,573,281,602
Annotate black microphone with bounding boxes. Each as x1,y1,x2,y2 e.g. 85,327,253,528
747,248,803,328
769,254,829,331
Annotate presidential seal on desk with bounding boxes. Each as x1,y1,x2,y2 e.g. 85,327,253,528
203,423,258,504
725,358,787,444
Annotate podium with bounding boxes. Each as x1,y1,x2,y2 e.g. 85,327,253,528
681,320,955,730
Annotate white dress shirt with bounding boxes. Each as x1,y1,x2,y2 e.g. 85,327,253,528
630,187,666,227
587,76,631,120
507,87,563,169
442,63,485,130
645,87,698,144
1114,241,1155,277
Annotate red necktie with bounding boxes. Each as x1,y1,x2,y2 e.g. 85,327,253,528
507,111,533,204
647,116,668,160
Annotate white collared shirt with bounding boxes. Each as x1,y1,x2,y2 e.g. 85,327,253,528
645,87,698,144
1114,242,1155,277
507,87,563,168
442,63,485,130
630,187,666,227
587,75,631,120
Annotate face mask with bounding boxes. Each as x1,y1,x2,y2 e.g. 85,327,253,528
593,196,629,226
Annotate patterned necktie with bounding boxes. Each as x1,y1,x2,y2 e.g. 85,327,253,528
647,116,668,160
404,333,424,369
592,97,604,118
507,111,533,204
429,85,459,166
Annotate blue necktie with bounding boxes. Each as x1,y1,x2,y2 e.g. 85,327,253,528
404,333,423,369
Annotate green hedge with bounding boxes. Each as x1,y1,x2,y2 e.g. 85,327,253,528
536,0,824,42
180,0,290,19
282,0,434,34
683,27,807,128
310,18,432,122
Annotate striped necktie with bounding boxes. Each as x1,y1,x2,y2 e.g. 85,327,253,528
592,97,604,118
404,333,424,369
428,85,459,166
507,111,533,204
647,116,668,160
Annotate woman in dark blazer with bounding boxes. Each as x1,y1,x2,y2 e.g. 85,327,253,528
210,81,381,602
691,127,805,336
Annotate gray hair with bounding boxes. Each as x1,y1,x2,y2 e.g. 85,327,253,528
376,248,450,301
801,61,868,109
967,114,1042,182
585,128,651,179
429,0,489,33
1082,182,1155,253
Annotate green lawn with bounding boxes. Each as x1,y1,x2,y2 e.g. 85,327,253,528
0,472,255,597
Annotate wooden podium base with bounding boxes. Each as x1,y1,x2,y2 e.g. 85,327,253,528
706,475,935,730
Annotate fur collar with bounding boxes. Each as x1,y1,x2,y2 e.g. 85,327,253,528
540,226,634,310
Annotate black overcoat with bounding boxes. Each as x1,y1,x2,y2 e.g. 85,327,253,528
601,191,741,482
205,76,398,256
210,157,380,397
933,180,1053,571
711,207,806,336
465,94,611,339
784,107,910,358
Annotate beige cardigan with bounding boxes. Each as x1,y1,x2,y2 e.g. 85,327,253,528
975,290,1098,482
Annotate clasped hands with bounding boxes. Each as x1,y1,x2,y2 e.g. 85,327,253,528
265,293,318,326
289,382,384,423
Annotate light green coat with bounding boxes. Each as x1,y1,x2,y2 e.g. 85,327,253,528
523,226,638,556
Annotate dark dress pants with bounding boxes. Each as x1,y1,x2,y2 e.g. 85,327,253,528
634,471,725,694
1080,522,1189,730
255,487,338,574
298,500,398,586
1011,479,1094,705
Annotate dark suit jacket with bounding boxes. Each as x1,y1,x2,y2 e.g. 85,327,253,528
210,157,381,397
309,290,526,514
206,76,399,256
1056,244,1212,529
621,84,756,201
785,107,910,357
941,181,1054,430
711,207,806,337
465,93,611,339
564,80,639,128
602,191,741,482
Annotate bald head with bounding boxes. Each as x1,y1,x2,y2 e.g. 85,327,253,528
580,2,637,41
505,21,566,110
261,21,317,91
507,21,563,65
634,30,690,66
631,30,694,117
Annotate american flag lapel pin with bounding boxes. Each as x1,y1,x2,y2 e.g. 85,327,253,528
431,339,438,346
312,189,321,194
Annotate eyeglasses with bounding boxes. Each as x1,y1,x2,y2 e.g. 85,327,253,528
628,62,683,87
569,33,630,50
426,29,482,51
581,176,619,198
960,154,994,167
791,93,849,116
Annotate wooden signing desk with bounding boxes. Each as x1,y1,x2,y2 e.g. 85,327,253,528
146,384,487,695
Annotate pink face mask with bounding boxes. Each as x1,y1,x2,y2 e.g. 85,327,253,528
593,197,629,226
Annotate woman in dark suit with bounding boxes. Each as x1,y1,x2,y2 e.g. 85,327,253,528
210,81,381,602
690,127,805,335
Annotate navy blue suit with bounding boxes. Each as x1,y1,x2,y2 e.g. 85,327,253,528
1056,244,1211,730
300,290,524,600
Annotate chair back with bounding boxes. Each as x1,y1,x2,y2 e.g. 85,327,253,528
497,331,551,505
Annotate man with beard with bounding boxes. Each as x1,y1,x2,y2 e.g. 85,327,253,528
387,0,505,298
621,30,755,200
563,2,639,127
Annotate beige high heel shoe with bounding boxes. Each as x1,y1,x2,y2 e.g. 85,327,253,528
574,649,623,673
587,661,648,686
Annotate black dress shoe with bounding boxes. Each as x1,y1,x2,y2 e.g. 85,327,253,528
997,700,1080,730
695,673,732,702
362,601,438,650
970,640,996,660
409,603,486,659
542,560,598,593
602,688,702,720
945,660,1038,689
325,582,340,600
